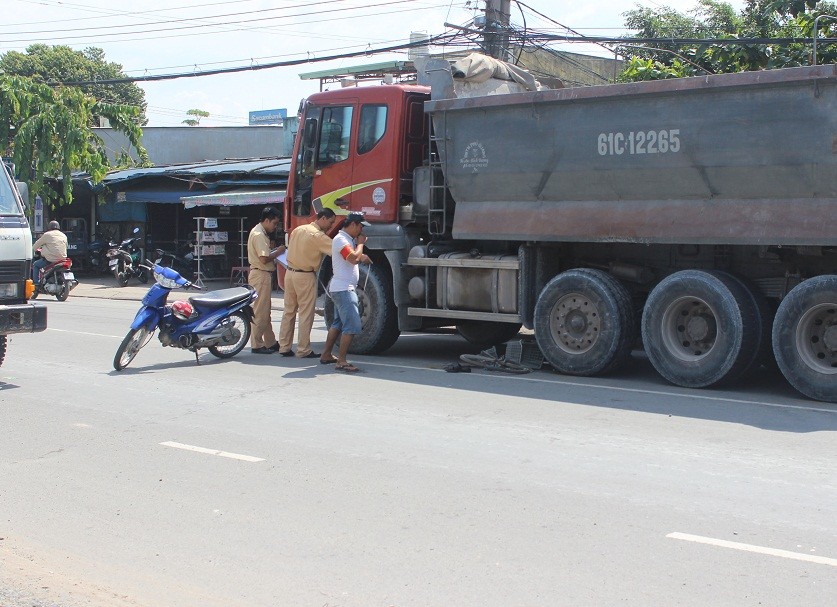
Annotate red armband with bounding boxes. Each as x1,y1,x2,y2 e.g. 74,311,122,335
340,244,353,260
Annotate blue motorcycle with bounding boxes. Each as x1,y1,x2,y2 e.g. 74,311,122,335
113,262,256,371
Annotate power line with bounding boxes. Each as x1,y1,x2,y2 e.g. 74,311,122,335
1,0,428,43
54,32,462,85
1,0,384,35
5,0,264,27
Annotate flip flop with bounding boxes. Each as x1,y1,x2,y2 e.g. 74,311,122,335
320,358,338,364
335,363,360,372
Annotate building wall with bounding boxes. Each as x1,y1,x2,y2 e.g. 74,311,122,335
95,126,289,165
517,48,623,88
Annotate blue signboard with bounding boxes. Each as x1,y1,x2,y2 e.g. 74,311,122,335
249,108,287,126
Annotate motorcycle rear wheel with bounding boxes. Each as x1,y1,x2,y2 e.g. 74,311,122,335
114,327,150,370
56,281,70,301
117,271,129,287
208,312,251,359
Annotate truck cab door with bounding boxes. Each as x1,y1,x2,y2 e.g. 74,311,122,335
314,103,358,213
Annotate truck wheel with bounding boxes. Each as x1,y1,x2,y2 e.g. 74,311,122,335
772,275,837,402
642,270,758,388
534,269,636,376
456,320,522,347
324,263,400,354
0,335,6,367
720,272,775,372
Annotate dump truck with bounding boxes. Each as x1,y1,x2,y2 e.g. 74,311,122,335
284,55,837,402
0,161,48,366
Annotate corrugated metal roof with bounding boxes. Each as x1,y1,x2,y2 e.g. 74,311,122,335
182,190,286,209
70,157,292,191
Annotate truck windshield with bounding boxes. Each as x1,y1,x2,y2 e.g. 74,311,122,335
0,167,23,215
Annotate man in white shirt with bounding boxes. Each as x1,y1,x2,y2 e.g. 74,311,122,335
32,220,68,285
321,213,371,371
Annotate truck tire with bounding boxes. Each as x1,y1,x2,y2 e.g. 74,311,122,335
641,270,758,389
324,263,400,355
456,320,522,347
534,268,636,376
720,271,775,372
772,275,837,402
0,335,6,367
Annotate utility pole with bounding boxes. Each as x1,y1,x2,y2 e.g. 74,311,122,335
483,0,511,60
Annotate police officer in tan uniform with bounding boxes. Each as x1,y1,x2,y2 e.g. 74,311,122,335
247,207,285,354
277,208,336,358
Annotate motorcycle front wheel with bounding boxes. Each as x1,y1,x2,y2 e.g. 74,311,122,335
208,312,251,359
137,266,150,284
114,327,151,370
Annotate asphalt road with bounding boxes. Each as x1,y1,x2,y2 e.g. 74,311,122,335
1,295,835,606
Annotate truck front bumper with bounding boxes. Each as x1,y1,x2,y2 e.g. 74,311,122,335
0,302,48,334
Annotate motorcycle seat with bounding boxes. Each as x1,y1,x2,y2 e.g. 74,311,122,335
189,286,254,309
44,258,71,271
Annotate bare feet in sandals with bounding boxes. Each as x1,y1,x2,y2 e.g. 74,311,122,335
335,362,360,372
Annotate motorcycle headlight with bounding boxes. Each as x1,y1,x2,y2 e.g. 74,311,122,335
154,272,180,289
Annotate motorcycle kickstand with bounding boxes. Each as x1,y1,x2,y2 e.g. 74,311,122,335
194,350,201,365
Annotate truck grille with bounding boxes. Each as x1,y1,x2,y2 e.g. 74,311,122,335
0,260,27,282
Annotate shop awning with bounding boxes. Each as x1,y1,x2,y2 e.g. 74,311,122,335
182,190,286,209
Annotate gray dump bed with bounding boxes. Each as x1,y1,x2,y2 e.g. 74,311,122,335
424,61,837,246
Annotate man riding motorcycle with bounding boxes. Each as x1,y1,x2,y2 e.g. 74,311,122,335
32,220,68,285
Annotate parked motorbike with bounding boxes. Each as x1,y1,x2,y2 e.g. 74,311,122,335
153,245,195,280
112,261,256,371
107,228,149,287
88,236,118,275
30,251,78,301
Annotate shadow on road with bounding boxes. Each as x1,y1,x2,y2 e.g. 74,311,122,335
336,333,837,434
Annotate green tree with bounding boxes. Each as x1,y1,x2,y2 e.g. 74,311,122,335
618,0,837,81
182,108,210,126
0,74,150,208
0,44,147,125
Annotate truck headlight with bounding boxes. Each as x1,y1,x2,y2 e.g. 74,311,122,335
0,283,18,298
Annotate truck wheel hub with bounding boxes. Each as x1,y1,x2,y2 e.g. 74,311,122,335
552,293,601,354
823,324,837,352
685,315,714,342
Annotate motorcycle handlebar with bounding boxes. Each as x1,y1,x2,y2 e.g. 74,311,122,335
141,259,203,290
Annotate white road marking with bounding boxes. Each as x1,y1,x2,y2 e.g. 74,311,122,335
159,441,264,462
359,361,837,414
667,532,837,567
49,327,122,339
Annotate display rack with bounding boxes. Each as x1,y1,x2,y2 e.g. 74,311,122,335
192,217,246,288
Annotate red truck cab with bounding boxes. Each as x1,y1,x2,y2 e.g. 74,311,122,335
285,84,429,234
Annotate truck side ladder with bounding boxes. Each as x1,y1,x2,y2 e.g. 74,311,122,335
427,115,448,237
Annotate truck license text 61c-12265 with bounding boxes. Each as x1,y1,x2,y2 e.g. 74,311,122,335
597,129,681,156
